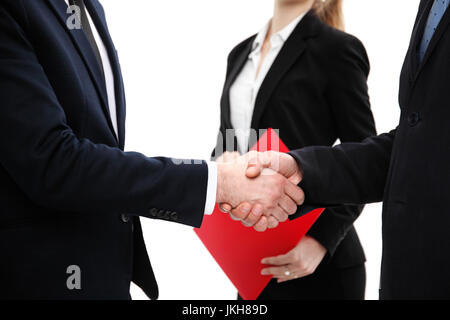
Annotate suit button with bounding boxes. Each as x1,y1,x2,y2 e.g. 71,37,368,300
157,209,166,219
149,208,158,217
408,112,420,126
121,214,130,223
171,212,178,221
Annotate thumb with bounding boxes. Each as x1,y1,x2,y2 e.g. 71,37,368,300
246,154,262,178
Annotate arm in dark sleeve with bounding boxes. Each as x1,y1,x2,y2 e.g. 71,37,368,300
290,129,395,208
307,205,364,257
305,35,377,256
0,3,207,227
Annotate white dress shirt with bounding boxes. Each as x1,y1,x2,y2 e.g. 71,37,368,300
65,1,216,214
230,13,306,154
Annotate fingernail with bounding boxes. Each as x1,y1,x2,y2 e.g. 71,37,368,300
241,205,251,214
253,207,263,215
261,259,267,264
261,269,268,275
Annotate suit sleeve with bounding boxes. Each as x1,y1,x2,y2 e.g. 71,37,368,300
290,129,395,208
0,2,207,227
305,36,377,256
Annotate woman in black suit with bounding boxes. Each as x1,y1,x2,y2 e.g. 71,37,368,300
214,0,376,300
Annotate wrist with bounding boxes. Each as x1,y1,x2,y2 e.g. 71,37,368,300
282,153,303,185
304,235,327,255
216,163,228,204
216,162,247,206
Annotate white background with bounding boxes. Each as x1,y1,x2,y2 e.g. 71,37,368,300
100,0,420,300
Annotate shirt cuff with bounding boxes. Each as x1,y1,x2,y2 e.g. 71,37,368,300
204,161,218,215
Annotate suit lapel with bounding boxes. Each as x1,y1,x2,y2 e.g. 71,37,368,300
408,0,433,79
414,2,450,82
250,11,320,129
85,0,126,148
408,0,450,84
46,0,118,144
221,39,254,130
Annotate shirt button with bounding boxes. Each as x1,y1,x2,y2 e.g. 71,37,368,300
408,112,420,126
121,214,130,223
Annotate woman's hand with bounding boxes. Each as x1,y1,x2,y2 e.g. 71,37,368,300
261,236,327,283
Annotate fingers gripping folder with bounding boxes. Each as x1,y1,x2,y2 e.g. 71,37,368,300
195,129,324,300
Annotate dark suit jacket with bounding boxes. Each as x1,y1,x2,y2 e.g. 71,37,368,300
214,11,376,271
0,0,209,300
290,0,450,299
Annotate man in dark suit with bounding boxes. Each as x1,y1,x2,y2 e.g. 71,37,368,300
0,0,304,299
231,0,450,299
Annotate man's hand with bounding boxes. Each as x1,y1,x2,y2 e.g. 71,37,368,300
260,236,326,282
246,151,302,185
215,151,240,164
219,151,304,231
216,152,259,221
216,153,304,227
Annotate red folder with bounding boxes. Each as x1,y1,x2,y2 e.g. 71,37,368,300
195,129,324,300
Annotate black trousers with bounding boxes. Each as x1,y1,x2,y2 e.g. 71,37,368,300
239,264,366,300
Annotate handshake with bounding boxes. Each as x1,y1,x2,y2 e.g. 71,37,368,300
215,151,304,232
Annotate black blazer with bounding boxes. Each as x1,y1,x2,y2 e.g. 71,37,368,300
0,0,209,300
214,11,376,269
291,0,450,299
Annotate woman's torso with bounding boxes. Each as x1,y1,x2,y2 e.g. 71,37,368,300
217,10,377,273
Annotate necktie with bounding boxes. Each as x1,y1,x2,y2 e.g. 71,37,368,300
418,0,450,63
69,0,104,75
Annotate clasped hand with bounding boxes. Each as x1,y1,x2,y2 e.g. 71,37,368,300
216,151,304,232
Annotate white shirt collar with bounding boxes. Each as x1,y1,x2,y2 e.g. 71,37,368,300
250,13,307,56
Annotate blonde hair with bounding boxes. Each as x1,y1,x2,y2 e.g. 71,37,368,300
313,0,345,31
